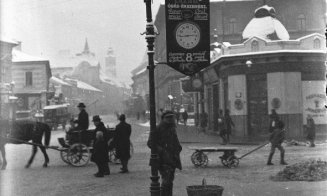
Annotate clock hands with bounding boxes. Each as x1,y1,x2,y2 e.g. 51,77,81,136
179,34,197,37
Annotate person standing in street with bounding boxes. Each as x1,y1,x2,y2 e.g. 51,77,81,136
267,120,288,165
92,115,110,175
224,109,235,144
91,131,109,177
147,110,182,196
74,102,89,131
182,110,188,126
269,109,279,133
114,114,132,173
306,114,316,147
217,110,227,144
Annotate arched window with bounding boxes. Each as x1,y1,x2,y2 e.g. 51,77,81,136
297,14,306,31
228,18,237,34
251,40,259,52
313,38,321,49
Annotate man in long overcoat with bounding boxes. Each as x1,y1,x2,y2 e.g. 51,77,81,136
114,114,132,173
74,102,89,131
147,110,182,196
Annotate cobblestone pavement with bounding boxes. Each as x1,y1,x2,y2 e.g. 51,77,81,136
1,115,327,196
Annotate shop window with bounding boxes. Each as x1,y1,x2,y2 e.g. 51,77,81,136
251,40,259,52
25,71,33,86
297,14,306,31
228,18,237,34
313,38,321,49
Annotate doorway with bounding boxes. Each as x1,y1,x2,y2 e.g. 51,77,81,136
247,74,268,136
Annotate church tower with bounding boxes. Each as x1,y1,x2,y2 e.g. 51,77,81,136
104,47,116,78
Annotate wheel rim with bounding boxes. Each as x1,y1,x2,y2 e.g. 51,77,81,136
60,149,71,164
226,156,239,168
68,143,90,167
221,158,228,166
191,152,208,167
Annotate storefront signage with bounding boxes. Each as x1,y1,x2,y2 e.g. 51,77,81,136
165,0,210,76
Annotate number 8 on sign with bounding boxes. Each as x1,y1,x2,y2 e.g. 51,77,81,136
186,53,193,62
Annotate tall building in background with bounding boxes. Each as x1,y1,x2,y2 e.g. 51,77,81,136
104,47,116,78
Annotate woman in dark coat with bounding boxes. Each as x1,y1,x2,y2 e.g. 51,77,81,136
114,114,132,173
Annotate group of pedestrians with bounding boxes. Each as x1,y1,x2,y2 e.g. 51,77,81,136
71,103,132,178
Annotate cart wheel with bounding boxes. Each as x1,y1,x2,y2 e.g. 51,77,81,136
60,149,71,164
191,151,208,167
226,155,239,168
68,143,90,167
221,158,229,167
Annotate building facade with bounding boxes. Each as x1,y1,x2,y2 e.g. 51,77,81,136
11,49,52,119
131,0,326,139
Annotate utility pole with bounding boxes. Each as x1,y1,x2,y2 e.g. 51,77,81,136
142,1,160,195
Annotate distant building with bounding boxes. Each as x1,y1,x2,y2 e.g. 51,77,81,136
104,47,117,78
11,47,52,119
51,38,129,114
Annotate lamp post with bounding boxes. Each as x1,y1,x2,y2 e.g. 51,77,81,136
142,0,160,195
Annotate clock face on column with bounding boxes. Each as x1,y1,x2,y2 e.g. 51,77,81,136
175,22,200,49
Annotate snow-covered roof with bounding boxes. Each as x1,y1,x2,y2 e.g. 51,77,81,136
0,38,18,45
50,76,72,86
76,80,102,92
12,49,48,62
64,78,102,92
99,69,125,88
44,104,68,110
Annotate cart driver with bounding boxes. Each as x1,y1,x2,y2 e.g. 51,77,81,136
74,102,89,131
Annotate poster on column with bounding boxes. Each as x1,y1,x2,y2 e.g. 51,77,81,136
302,81,327,124
165,0,210,76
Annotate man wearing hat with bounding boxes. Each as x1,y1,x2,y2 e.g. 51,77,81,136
91,115,110,177
114,114,132,173
147,110,182,196
74,102,89,131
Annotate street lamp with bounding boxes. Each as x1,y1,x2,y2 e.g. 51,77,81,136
142,0,160,195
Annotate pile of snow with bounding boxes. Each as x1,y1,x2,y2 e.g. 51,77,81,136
271,159,327,181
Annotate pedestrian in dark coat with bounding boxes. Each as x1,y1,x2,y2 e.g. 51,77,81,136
306,114,316,147
182,110,188,125
74,102,89,131
217,110,227,144
224,109,235,144
91,131,109,177
114,114,131,173
269,109,279,133
91,115,109,177
267,120,288,165
147,110,182,196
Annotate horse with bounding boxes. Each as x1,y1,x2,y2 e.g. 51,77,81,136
0,119,51,170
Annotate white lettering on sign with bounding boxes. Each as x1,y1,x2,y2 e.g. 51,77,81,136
302,81,327,125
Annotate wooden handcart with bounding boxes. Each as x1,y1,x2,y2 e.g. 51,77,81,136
189,142,269,168
189,147,239,168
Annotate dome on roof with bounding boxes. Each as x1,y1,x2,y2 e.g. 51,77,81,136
242,5,289,40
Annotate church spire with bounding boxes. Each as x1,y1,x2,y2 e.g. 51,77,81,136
84,38,89,53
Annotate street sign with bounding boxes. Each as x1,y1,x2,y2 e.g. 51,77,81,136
165,0,210,76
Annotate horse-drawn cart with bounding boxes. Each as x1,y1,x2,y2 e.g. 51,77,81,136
57,129,95,167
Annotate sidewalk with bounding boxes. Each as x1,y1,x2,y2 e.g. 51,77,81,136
176,125,262,145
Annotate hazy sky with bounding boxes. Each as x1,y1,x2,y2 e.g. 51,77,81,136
0,0,164,84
